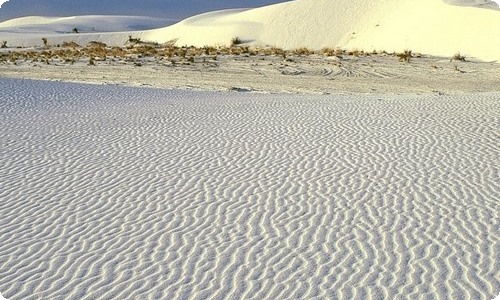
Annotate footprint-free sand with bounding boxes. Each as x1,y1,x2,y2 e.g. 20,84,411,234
1,78,498,299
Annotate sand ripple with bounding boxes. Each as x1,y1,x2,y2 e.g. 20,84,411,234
0,78,498,299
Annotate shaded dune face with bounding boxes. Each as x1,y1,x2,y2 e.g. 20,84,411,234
443,0,499,7
0,78,498,299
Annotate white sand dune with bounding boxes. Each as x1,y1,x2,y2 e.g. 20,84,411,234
0,78,498,299
1,0,499,61
0,15,172,33
0,15,173,47
142,0,500,61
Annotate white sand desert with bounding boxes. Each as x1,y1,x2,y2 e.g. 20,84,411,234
0,0,499,299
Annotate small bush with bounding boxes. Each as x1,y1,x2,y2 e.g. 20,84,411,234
87,41,107,48
62,41,80,48
452,52,466,62
397,50,412,62
128,36,141,45
231,37,242,47
293,47,313,56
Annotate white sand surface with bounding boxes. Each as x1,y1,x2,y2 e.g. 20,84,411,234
1,51,499,95
1,0,499,62
0,78,498,299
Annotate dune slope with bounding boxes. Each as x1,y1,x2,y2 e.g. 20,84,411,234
143,0,500,61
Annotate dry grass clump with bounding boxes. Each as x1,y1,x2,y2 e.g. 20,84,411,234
346,49,367,57
451,52,466,62
293,47,313,56
132,44,158,56
203,46,218,56
87,41,107,48
397,50,412,62
255,46,285,56
110,46,127,58
230,37,243,47
83,43,107,60
321,47,344,57
61,41,80,49
127,36,142,45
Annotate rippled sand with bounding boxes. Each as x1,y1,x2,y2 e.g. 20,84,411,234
0,78,498,299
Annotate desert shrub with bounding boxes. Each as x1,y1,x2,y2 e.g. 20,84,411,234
452,52,466,62
128,36,141,45
231,37,242,47
62,41,80,48
347,49,364,56
397,50,412,62
87,41,107,48
203,46,217,56
110,47,126,58
321,47,342,56
133,45,157,56
230,47,242,55
293,47,313,56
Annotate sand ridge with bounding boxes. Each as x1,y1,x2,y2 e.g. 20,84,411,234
0,78,498,299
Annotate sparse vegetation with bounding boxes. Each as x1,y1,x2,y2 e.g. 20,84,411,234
293,47,313,56
1,42,445,71
397,50,412,62
452,52,466,62
62,41,80,48
231,37,242,47
128,36,142,45
321,47,342,57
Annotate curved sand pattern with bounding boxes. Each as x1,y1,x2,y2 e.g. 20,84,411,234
0,78,499,299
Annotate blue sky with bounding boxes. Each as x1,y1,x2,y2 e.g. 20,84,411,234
0,0,290,22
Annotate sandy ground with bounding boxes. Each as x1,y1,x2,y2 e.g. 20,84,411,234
1,52,499,95
0,78,498,299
